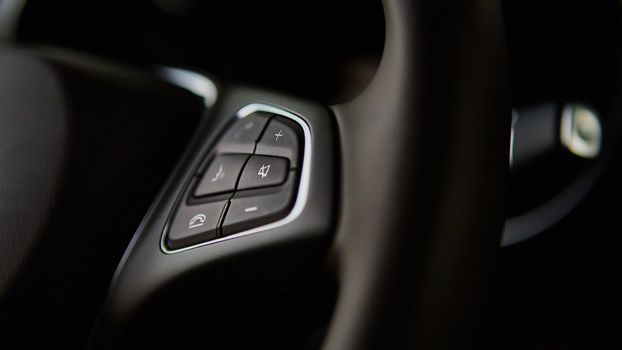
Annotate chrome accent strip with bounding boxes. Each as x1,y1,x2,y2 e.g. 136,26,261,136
157,67,218,108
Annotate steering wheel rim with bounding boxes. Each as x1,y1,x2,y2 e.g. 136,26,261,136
323,1,509,348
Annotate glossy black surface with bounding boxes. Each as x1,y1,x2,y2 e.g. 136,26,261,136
218,112,271,154
238,156,289,190
166,200,227,250
194,155,248,196
223,175,297,236
256,117,303,166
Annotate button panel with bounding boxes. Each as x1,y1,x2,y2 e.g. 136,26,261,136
164,107,305,251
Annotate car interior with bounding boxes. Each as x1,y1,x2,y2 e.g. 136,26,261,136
0,0,620,349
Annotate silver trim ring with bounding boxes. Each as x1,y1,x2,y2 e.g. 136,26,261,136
560,104,602,159
160,103,312,254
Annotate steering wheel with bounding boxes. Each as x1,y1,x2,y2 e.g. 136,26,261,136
0,0,509,349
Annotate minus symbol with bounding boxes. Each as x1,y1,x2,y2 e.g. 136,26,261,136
244,206,258,213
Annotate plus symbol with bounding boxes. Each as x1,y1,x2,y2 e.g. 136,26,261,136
274,130,283,142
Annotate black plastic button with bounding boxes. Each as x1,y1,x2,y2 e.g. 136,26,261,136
194,155,248,197
222,180,295,236
255,117,302,167
218,112,271,154
167,200,228,250
238,155,288,190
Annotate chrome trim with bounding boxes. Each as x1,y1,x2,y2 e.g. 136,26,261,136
161,103,312,254
560,104,602,159
509,109,518,168
0,0,28,41
157,67,218,108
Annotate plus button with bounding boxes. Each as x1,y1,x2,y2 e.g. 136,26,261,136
273,129,283,142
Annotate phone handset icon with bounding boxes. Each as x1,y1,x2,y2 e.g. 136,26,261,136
188,214,207,229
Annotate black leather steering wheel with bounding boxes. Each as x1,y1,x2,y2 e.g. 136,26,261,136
0,1,509,349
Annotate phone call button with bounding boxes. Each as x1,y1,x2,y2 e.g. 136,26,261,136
166,200,227,250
